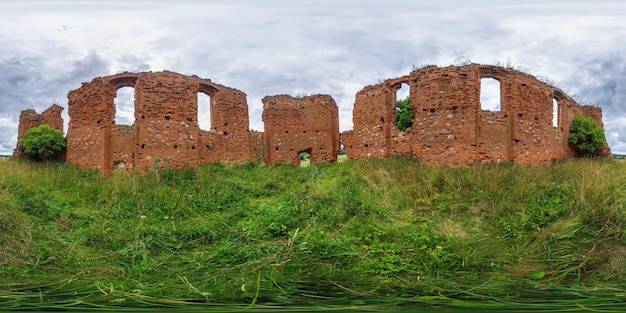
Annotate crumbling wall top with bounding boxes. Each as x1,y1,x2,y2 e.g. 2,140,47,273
70,71,246,97
27,64,609,174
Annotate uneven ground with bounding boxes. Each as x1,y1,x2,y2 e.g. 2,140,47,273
0,157,625,311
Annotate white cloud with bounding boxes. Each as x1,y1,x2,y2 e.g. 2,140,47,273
0,0,625,154
0,116,19,155
604,117,626,154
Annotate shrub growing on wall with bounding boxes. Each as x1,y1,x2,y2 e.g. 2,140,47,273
568,115,606,155
18,124,66,161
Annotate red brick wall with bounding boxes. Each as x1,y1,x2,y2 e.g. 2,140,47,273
262,95,339,165
67,71,258,174
348,64,609,165
33,64,607,175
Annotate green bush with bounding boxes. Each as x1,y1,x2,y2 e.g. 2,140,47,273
568,115,605,154
18,124,66,161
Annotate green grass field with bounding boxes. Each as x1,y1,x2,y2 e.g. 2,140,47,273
1,157,625,311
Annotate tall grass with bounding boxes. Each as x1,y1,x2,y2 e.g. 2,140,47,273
0,158,625,310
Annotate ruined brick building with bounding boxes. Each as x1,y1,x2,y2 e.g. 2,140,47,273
14,64,609,174
342,64,608,165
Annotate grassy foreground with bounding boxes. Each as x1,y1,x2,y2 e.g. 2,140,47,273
1,157,625,311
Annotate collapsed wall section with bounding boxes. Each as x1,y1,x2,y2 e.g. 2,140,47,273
409,65,482,165
347,76,411,159
197,85,253,165
67,78,117,173
47,64,610,174
67,71,258,175
348,64,609,165
133,72,200,171
262,95,339,165
13,104,65,158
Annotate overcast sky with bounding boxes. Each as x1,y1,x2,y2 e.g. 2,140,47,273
1,0,625,155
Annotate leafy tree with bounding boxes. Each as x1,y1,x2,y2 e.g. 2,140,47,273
18,124,66,161
568,115,605,155
395,96,414,132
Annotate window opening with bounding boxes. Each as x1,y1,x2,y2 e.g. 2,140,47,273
299,148,312,167
198,92,211,130
395,83,413,131
552,98,559,127
480,78,501,111
114,87,135,125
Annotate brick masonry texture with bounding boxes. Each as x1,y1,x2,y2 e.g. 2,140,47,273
342,64,609,165
62,71,259,175
262,95,339,165
14,64,610,174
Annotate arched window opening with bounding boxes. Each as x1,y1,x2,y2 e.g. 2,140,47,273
480,78,501,111
114,87,135,125
552,98,559,127
299,148,312,167
198,92,211,130
395,83,413,131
